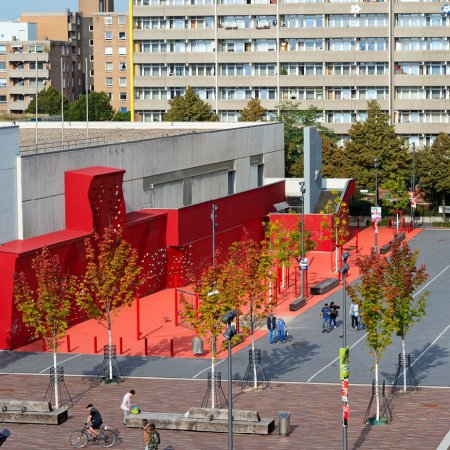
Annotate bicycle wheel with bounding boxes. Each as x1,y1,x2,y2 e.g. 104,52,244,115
99,429,116,448
70,430,88,448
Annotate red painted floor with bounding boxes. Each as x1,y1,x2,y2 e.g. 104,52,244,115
16,226,422,359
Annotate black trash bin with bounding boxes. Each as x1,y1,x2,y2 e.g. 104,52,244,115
278,411,290,436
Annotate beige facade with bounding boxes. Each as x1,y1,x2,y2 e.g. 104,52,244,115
79,0,115,16
132,0,450,145
93,12,130,114
0,40,63,114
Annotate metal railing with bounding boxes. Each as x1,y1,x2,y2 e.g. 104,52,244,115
20,136,106,155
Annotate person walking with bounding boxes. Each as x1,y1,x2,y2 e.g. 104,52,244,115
147,423,160,450
354,302,361,331
320,303,331,333
142,419,151,450
276,317,287,343
121,389,135,426
329,302,340,329
267,313,277,344
350,300,357,329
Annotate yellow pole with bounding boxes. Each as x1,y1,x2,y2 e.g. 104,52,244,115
128,0,134,121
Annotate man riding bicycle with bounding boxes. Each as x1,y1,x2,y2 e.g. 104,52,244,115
85,404,103,439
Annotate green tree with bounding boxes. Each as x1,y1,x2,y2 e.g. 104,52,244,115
75,226,144,381
239,98,267,122
384,240,428,392
274,101,335,177
417,133,450,219
25,86,68,115
14,246,76,408
113,110,131,121
381,176,411,214
164,86,218,122
321,135,347,178
320,192,350,272
347,251,394,422
66,92,114,121
341,101,409,190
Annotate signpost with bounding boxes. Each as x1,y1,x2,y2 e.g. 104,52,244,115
371,207,381,254
340,347,350,433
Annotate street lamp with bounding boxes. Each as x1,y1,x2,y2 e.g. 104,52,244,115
411,143,416,230
299,181,306,301
222,310,237,450
339,252,350,450
373,158,379,254
210,204,218,265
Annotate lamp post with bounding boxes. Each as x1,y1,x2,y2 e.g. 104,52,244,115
373,158,379,254
339,252,350,450
222,310,237,450
411,143,416,230
210,204,218,265
299,181,306,301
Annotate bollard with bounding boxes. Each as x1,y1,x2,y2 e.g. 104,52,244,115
174,289,179,327
170,338,174,357
119,337,124,355
94,336,98,354
144,338,148,356
66,335,71,353
136,294,141,340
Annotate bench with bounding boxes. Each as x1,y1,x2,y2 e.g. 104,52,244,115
289,297,306,311
126,407,275,435
310,278,340,296
380,244,391,254
0,400,68,425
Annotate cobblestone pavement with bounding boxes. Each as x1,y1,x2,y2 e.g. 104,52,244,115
1,374,449,450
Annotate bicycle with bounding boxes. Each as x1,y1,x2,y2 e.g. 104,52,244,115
70,422,116,448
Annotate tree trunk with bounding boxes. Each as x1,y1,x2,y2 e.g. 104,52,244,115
251,331,258,389
53,344,60,409
282,263,285,288
375,359,380,421
402,337,407,393
211,335,216,409
108,313,113,380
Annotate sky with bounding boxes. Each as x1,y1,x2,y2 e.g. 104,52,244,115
2,0,128,20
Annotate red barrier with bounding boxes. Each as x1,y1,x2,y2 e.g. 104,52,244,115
144,338,148,356
66,335,71,353
195,293,199,319
355,228,359,254
170,338,174,357
119,337,124,355
94,336,98,353
174,289,179,327
136,294,141,340
294,270,298,297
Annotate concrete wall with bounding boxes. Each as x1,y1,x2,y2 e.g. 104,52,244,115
0,22,37,40
304,127,322,214
19,123,284,238
0,125,19,244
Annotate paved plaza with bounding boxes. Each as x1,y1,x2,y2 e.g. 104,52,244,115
0,229,449,449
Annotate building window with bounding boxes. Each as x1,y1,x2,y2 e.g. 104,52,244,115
119,77,127,87
90,54,94,61
0,62,6,72
104,16,112,26
228,171,235,195
105,77,113,86
0,79,7,88
104,31,113,40
118,15,126,25
119,62,127,71
105,47,113,56
90,70,94,77
120,92,127,101
118,31,126,40
106,92,113,100
0,95,6,102
89,39,94,46
29,45,44,53
118,47,127,56
0,45,6,54
105,62,113,71
89,24,93,31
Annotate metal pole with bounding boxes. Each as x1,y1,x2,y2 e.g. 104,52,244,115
60,51,64,146
228,337,233,450
85,58,89,139
411,143,416,230
342,268,347,450
35,57,38,147
299,181,306,301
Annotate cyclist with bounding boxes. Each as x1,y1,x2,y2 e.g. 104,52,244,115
85,403,103,439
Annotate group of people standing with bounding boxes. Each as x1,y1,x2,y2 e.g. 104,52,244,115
267,313,289,344
320,300,362,333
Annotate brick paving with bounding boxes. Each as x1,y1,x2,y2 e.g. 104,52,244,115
1,374,449,450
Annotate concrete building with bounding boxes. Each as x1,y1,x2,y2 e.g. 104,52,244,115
93,12,130,113
0,39,65,114
20,12,84,102
131,0,450,146
0,21,37,41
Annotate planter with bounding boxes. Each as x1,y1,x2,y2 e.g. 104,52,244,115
367,416,389,426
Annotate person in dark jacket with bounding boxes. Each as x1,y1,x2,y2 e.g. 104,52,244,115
267,313,277,344
329,301,340,329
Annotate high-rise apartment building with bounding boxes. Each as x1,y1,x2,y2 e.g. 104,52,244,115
131,0,450,145
93,12,130,113
0,39,65,114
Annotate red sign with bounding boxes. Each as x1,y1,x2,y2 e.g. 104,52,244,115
341,379,348,400
342,404,349,428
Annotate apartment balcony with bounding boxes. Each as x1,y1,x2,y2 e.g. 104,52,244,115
322,51,388,63
217,4,276,15
7,69,49,79
279,51,324,63
394,122,449,135
323,99,389,110
218,51,277,63
218,75,278,87
394,2,450,14
322,27,388,39
134,28,214,40
394,27,450,39
326,123,353,135
217,98,278,110
134,98,169,110
9,85,43,95
394,50,450,62
8,100,27,111
394,74,448,87
7,53,50,63
394,99,448,110
321,74,388,87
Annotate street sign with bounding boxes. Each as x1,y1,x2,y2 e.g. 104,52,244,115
299,257,308,270
339,346,350,379
371,206,382,222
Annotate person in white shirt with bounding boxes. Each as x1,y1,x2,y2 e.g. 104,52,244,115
121,389,135,426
